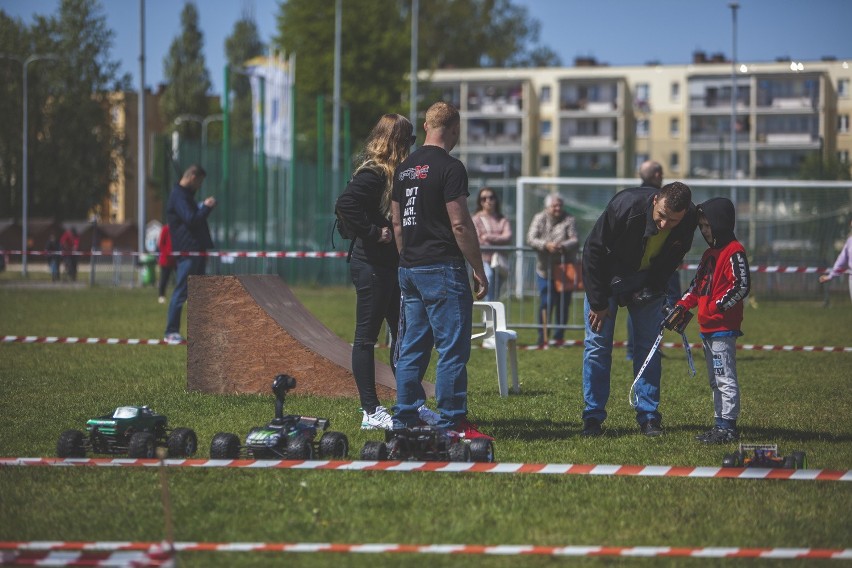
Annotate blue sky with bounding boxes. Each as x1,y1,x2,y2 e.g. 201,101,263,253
3,0,851,94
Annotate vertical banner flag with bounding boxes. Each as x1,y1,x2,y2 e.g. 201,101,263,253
245,53,293,159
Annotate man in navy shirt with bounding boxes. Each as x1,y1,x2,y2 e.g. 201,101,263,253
164,164,216,344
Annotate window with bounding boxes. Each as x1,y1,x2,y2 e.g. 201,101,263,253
635,82,650,102
539,85,552,103
540,154,551,170
839,79,850,98
541,120,552,139
669,152,680,172
670,82,680,103
839,114,849,134
838,150,849,163
635,153,650,172
670,117,680,137
636,119,649,138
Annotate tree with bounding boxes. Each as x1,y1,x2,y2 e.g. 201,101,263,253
273,0,559,161
160,2,212,140
225,12,265,146
0,11,30,220
0,0,130,221
798,152,852,181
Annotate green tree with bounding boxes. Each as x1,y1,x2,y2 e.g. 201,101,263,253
0,11,30,220
225,13,265,146
160,2,212,140
274,0,559,161
798,152,852,181
0,0,130,220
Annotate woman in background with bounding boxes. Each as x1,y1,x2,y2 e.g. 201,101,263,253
472,187,513,302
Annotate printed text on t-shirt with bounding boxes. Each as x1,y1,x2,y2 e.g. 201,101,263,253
402,187,418,226
398,165,429,180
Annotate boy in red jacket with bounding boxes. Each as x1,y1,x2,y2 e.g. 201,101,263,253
666,197,750,444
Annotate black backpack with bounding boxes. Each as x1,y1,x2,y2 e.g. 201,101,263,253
332,185,358,261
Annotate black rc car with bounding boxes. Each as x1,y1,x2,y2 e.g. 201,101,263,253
361,426,495,463
210,374,349,460
722,443,807,469
57,406,197,459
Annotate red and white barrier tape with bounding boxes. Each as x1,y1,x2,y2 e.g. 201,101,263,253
5,335,851,353
518,339,852,353
2,457,849,482
2,250,849,274
0,545,173,567
1,541,849,560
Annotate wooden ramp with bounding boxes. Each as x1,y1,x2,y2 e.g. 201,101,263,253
187,275,433,398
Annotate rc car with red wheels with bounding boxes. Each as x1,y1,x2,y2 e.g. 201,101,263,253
209,374,349,460
361,426,495,463
56,406,197,459
722,443,807,469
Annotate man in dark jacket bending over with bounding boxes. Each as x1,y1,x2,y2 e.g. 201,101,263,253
164,164,216,344
581,181,696,437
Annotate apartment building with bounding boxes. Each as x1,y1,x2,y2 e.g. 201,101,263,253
427,52,852,181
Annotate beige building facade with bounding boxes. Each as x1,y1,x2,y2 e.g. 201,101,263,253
427,54,852,181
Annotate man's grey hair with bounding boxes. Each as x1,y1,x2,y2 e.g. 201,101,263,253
545,193,564,207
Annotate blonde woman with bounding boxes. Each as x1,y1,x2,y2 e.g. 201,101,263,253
336,114,438,429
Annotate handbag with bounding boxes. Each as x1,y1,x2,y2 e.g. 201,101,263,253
553,261,583,293
490,252,509,277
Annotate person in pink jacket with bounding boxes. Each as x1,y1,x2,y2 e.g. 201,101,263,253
819,219,852,302
157,224,176,304
472,187,512,302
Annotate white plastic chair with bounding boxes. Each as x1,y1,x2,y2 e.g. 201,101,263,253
472,301,520,397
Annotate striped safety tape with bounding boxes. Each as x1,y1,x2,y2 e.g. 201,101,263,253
2,457,850,482
5,335,852,353
0,541,849,560
1,249,848,274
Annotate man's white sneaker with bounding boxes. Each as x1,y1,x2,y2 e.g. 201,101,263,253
418,405,441,426
361,406,394,430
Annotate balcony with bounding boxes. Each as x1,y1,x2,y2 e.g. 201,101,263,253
763,132,813,144
564,135,618,149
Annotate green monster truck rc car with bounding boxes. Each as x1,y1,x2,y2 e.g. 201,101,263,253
56,406,197,459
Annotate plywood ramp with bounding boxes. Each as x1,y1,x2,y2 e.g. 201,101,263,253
187,275,433,398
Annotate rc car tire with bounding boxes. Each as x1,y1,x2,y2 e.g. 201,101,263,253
286,434,314,460
167,428,198,458
128,432,156,458
469,439,495,463
360,441,387,461
319,432,349,459
57,429,86,458
448,442,471,462
386,436,408,460
721,453,737,468
210,433,241,459
783,456,796,469
791,451,807,469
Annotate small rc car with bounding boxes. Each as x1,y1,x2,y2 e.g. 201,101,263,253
361,426,495,463
57,406,197,459
722,443,807,469
209,374,349,460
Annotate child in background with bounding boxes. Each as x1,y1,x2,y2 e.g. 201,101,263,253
665,197,750,444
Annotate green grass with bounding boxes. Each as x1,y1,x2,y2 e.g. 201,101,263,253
1,284,851,566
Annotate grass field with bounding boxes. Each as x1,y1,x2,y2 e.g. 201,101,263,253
1,282,850,566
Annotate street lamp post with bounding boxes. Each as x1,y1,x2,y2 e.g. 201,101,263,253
729,1,739,197
1,53,59,277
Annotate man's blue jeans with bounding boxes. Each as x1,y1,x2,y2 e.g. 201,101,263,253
582,293,664,426
394,260,472,429
165,256,206,336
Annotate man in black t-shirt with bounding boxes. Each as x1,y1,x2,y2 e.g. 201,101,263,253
391,101,491,440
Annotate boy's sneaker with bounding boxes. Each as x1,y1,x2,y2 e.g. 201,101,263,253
163,332,184,345
452,417,494,441
158,296,166,304
481,336,496,350
361,406,394,430
696,426,738,444
640,418,663,437
417,405,441,426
